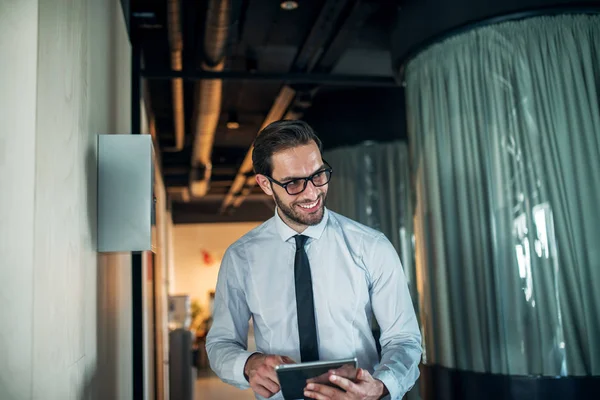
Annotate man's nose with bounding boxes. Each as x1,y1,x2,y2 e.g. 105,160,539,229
302,180,319,198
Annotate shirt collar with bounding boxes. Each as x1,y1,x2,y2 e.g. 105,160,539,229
274,207,329,242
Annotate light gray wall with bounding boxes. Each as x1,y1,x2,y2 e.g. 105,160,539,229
0,1,135,399
0,1,38,398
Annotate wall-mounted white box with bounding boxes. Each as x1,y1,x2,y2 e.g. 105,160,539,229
98,134,155,252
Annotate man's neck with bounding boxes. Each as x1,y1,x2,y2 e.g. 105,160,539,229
276,208,307,234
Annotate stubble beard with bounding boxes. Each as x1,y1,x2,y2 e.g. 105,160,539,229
273,191,326,227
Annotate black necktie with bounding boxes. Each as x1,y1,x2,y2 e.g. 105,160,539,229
294,235,319,362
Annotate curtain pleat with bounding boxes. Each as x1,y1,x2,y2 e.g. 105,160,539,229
405,14,600,376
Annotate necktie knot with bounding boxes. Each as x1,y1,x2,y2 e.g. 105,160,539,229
295,235,308,250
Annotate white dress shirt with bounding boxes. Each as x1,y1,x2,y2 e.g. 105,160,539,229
205,208,422,400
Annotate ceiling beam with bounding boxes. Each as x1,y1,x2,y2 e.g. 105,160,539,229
173,193,269,201
140,69,396,87
221,0,383,213
218,0,358,214
172,198,274,224
312,1,379,73
219,87,297,211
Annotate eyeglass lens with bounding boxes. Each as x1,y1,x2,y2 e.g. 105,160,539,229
286,170,331,195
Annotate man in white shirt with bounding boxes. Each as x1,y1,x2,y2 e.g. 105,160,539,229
206,120,422,400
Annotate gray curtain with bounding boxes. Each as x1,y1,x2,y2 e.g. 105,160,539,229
404,14,600,376
324,141,420,399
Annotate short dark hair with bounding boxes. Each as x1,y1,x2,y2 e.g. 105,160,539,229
252,120,323,177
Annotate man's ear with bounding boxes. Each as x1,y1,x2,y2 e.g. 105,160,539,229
255,174,273,196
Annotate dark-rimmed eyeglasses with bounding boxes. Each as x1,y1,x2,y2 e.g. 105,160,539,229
267,162,333,195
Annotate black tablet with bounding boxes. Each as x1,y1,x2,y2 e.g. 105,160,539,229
275,358,358,400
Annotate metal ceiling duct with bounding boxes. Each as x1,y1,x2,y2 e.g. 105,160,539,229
167,0,185,151
190,0,231,197
220,0,356,213
220,87,297,213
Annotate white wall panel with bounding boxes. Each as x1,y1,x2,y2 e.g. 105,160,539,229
1,1,135,399
0,1,39,399
32,0,89,396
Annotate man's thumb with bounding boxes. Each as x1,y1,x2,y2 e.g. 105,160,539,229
279,355,296,364
356,368,367,381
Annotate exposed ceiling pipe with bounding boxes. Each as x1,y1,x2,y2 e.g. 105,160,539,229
219,87,297,213
166,0,185,151
230,100,303,209
141,80,158,140
190,0,231,198
220,0,354,213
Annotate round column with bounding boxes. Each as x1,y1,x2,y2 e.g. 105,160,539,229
396,7,600,399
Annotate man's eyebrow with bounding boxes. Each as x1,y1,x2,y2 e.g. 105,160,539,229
279,163,327,182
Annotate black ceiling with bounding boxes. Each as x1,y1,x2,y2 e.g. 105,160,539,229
126,0,406,223
125,0,598,224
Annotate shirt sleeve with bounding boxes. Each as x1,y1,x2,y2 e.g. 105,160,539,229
205,247,255,390
368,234,422,400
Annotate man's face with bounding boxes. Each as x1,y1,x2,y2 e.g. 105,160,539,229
256,141,328,229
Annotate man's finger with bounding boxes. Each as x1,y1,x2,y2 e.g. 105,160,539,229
356,368,372,381
330,374,359,393
306,371,332,385
270,355,295,367
257,375,280,394
258,362,281,384
253,384,275,399
266,367,281,384
303,389,330,400
305,383,340,399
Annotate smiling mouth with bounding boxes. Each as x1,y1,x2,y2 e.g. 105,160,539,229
297,197,320,211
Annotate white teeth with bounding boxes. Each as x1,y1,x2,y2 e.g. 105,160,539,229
299,200,318,209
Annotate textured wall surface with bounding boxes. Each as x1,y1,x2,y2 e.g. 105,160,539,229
0,1,134,399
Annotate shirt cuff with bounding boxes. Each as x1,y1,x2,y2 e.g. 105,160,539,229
373,369,400,400
233,351,260,389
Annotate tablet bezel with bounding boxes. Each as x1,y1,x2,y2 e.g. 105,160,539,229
274,357,358,373
275,357,358,399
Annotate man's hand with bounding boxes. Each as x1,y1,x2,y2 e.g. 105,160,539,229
303,368,388,400
244,353,295,398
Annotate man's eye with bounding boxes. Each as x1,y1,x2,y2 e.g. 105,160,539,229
311,172,324,181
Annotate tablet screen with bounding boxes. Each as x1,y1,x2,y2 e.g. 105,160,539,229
275,358,358,400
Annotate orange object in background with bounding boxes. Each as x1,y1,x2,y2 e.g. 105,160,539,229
200,249,214,266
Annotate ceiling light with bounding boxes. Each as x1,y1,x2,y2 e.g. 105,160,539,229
226,110,240,130
280,1,298,11
226,121,240,129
